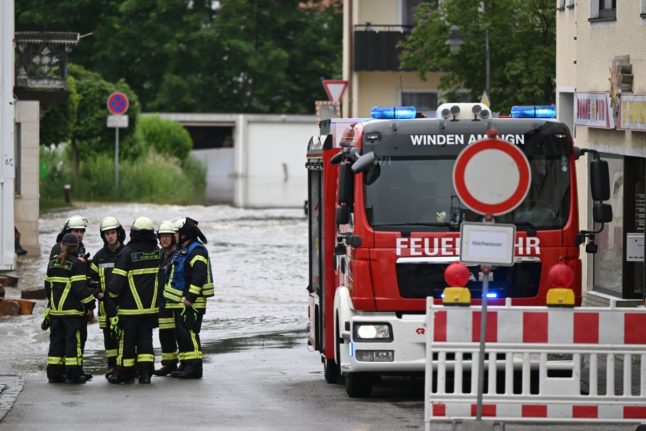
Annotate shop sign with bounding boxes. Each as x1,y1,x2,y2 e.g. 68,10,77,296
574,92,615,129
618,94,646,131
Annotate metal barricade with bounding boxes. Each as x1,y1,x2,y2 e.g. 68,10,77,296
424,298,646,429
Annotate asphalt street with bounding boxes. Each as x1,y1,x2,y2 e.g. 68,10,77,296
0,334,642,431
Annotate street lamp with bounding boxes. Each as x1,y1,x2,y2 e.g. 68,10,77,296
445,24,491,99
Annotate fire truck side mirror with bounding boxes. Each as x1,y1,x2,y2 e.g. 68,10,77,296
338,162,354,206
351,151,376,173
593,203,613,224
590,159,610,201
336,205,351,225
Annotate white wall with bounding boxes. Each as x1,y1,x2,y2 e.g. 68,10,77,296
0,0,15,270
242,120,316,208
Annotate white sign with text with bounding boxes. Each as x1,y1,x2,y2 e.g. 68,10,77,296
459,222,516,266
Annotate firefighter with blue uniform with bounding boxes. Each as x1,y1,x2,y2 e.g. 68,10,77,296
89,216,126,377
106,217,161,384
163,217,214,379
44,233,96,384
153,220,179,376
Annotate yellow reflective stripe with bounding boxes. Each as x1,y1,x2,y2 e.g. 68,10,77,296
47,276,70,283
159,324,175,330
80,295,94,304
137,354,155,363
113,268,128,277
99,267,106,292
190,255,208,267
162,352,178,361
164,302,184,309
117,334,124,366
158,317,175,325
151,275,158,311
127,273,144,310
191,330,200,359
164,285,183,296
76,330,83,366
70,275,86,282
90,262,99,273
48,356,64,365
163,291,183,302
122,358,135,367
178,351,202,361
50,310,85,317
129,268,158,275
106,349,118,358
188,284,201,295
202,285,214,296
118,307,159,315
65,357,79,366
57,280,72,312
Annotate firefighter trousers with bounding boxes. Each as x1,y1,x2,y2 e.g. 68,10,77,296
116,315,156,379
158,305,178,367
173,308,203,370
102,327,118,369
47,316,86,380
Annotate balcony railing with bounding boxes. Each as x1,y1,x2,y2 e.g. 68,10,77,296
353,25,412,72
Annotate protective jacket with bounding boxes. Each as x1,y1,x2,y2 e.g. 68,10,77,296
90,245,123,328
108,239,161,316
163,241,214,310
45,255,95,317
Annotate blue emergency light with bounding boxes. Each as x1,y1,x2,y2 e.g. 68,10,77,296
486,292,498,299
371,106,416,120
511,105,556,119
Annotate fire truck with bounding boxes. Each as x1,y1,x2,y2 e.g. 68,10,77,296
305,103,612,397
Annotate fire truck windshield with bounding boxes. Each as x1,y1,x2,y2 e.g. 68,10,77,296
364,152,570,231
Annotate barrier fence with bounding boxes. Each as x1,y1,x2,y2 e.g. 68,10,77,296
424,298,646,429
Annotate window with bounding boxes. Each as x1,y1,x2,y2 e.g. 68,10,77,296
590,0,616,21
566,0,574,9
557,0,565,11
641,0,646,18
402,0,438,26
401,91,437,112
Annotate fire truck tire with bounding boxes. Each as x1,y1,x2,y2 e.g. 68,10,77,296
324,358,339,384
345,372,373,398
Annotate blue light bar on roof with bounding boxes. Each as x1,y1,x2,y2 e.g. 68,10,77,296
511,105,556,119
371,106,416,120
486,291,498,299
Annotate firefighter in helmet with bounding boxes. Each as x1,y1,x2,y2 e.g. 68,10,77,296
44,233,96,384
163,217,214,379
48,214,93,381
107,217,161,384
89,216,126,377
153,220,179,376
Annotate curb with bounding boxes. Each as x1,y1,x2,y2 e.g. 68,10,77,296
0,375,25,422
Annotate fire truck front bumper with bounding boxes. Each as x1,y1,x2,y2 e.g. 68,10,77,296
339,313,427,374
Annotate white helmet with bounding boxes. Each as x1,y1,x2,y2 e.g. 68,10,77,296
66,215,88,230
100,216,121,232
157,220,177,235
131,216,155,232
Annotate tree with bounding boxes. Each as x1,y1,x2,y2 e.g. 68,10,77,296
15,0,343,114
399,0,555,113
137,115,192,161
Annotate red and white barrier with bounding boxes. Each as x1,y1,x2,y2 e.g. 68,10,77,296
424,298,646,429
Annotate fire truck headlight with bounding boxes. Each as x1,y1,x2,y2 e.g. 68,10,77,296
356,350,394,362
353,323,393,341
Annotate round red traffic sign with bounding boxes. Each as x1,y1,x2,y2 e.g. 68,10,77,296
452,138,531,216
107,92,129,115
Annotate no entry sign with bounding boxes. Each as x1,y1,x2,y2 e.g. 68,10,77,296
453,139,531,216
107,92,129,115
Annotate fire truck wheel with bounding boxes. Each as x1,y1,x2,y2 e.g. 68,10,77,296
324,358,339,384
345,372,373,398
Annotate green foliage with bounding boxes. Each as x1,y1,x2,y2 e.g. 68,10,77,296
399,0,555,113
67,64,141,157
16,0,342,114
39,145,206,205
41,77,80,146
137,115,193,161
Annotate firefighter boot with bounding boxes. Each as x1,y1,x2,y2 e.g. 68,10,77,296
170,361,202,379
153,363,177,377
106,368,135,385
138,363,153,384
65,367,88,384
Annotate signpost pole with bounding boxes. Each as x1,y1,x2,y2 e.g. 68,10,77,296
115,128,120,191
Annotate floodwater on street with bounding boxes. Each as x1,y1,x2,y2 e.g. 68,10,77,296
0,203,309,376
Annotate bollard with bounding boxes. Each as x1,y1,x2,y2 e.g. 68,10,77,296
64,184,71,204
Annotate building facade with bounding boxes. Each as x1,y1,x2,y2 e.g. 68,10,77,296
342,0,443,117
556,0,646,305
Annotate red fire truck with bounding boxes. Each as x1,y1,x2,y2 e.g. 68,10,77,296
305,103,612,397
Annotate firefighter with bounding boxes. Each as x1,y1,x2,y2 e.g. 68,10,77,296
89,216,126,377
106,217,161,384
153,220,179,376
49,214,94,381
163,217,214,379
44,233,96,384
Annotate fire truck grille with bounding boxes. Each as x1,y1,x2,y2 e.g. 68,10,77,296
396,262,542,299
